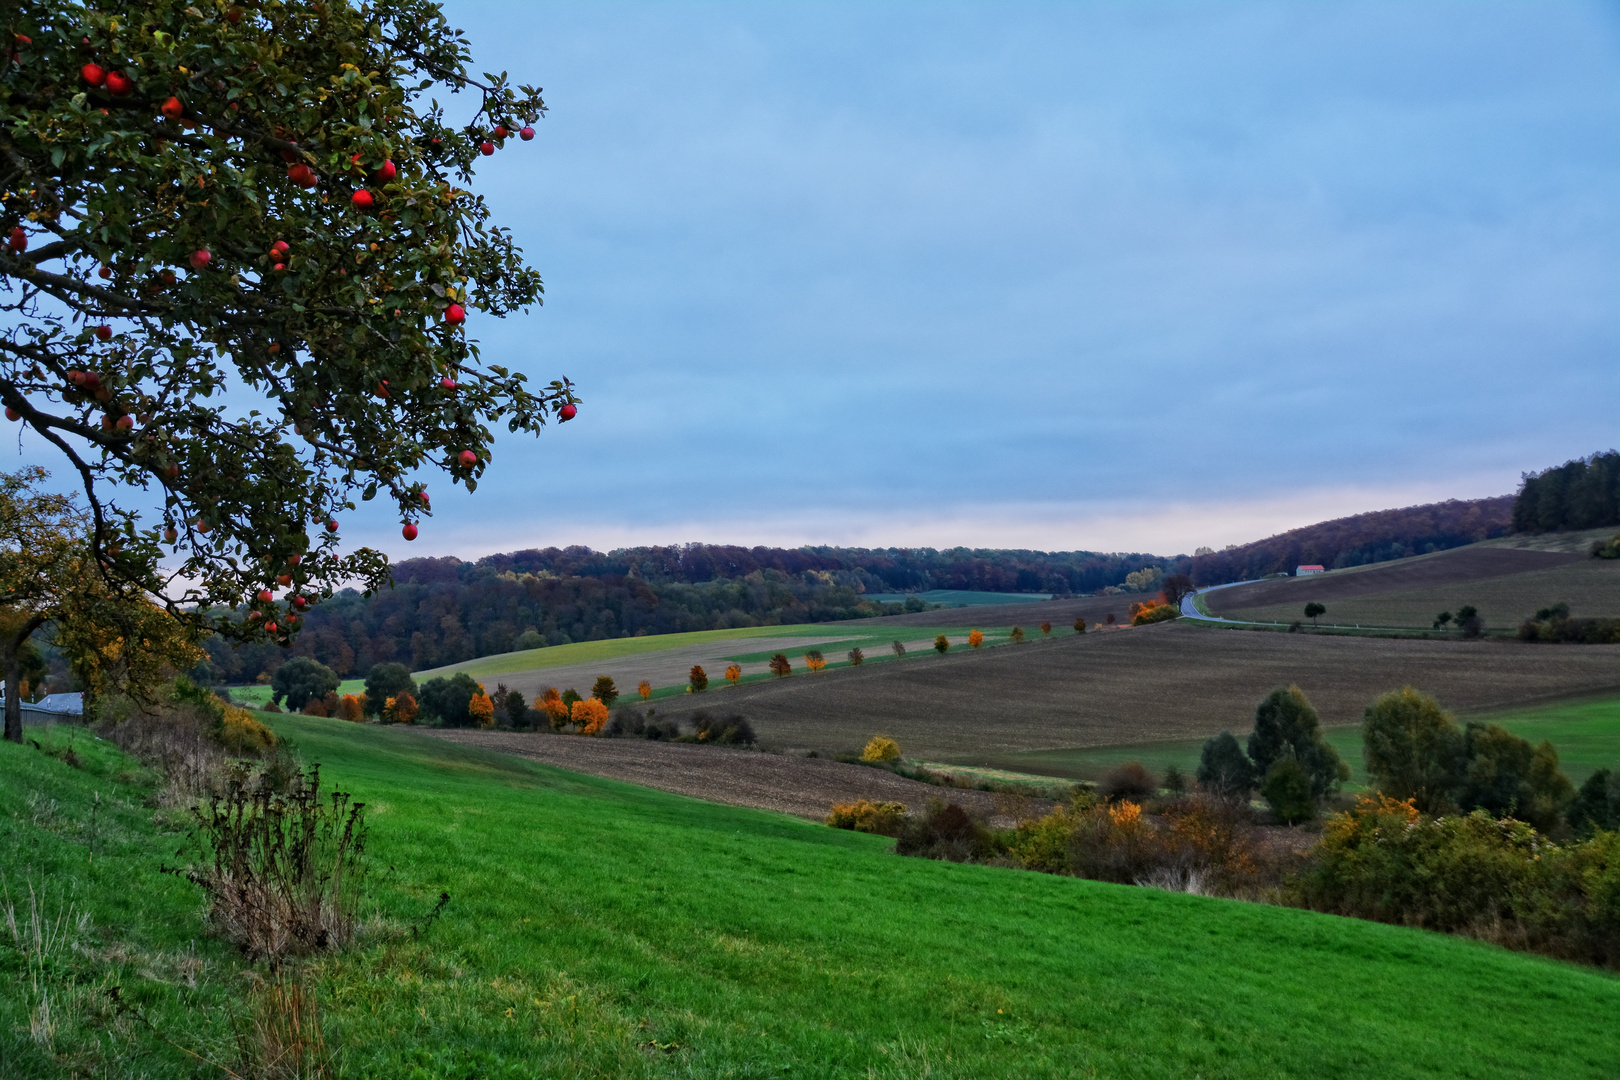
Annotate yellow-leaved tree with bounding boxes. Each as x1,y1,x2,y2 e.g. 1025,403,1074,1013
638,680,653,700
571,697,609,735
468,692,495,728
804,650,826,673
724,664,742,686
968,630,984,648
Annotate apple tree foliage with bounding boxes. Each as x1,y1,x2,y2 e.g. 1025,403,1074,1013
0,0,571,649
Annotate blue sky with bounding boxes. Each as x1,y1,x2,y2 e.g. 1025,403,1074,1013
15,1,1620,559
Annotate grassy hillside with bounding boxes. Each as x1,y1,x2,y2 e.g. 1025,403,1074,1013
5,717,1619,1077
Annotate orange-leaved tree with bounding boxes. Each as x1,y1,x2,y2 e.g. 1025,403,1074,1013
542,687,569,730
335,693,364,722
637,680,652,700
689,665,708,692
724,664,742,686
468,691,495,728
1040,621,1052,636
968,630,984,648
768,653,791,678
385,691,418,724
804,649,826,673
571,696,609,735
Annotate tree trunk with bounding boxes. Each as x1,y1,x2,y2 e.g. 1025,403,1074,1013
3,617,46,744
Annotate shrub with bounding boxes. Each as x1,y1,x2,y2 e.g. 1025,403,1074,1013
1592,534,1620,559
826,799,908,836
861,735,901,763
968,630,984,648
1459,722,1573,833
724,663,742,685
890,640,905,657
1361,687,1464,812
1292,796,1620,965
418,673,480,727
220,706,278,755
468,692,495,729
1040,621,1053,636
571,697,609,735
638,680,652,700
847,647,864,666
933,635,950,654
300,696,329,718
769,653,791,678
605,708,680,740
503,689,527,728
895,801,999,862
270,657,341,712
1130,600,1177,626
1099,761,1157,803
804,649,826,673
262,701,282,713
363,662,417,717
383,691,419,725
1248,686,1348,801
541,688,570,730
1197,731,1255,800
591,676,619,706
167,764,367,961
1009,626,1025,644
688,665,709,693
687,712,756,746
1073,618,1086,633
1261,757,1315,824
1456,604,1484,638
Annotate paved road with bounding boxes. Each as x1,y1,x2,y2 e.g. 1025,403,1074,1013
1180,581,1419,633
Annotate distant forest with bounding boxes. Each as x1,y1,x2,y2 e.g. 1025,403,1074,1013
1512,451,1620,533
201,545,1177,682
1187,497,1515,586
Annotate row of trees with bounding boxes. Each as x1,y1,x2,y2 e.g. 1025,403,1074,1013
1196,685,1583,834
1512,451,1620,533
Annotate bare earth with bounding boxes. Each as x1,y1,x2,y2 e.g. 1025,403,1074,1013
414,728,1003,821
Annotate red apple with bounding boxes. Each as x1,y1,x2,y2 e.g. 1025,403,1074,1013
264,621,278,633
325,519,339,533
559,403,577,422
287,163,317,188
4,407,18,422
83,371,102,389
7,227,26,252
293,595,308,610
226,6,243,23
256,589,273,603
351,189,374,211
270,241,290,258
95,324,111,340
402,522,418,541
249,610,262,621
98,266,111,279
115,415,133,431
189,249,210,270
164,464,179,480
277,573,292,587
444,302,465,325
160,270,176,285
373,160,397,182
458,449,478,467
493,125,509,139
273,262,285,272
81,63,107,86
164,526,178,543
287,553,302,566
419,491,430,505
161,96,183,120
100,416,114,431
374,381,389,399
520,126,535,141
479,141,495,156
105,70,133,95
440,376,456,389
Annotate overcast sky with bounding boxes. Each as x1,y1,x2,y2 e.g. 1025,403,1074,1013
16,2,1620,559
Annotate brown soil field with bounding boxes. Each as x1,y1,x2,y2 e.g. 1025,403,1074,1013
648,621,1620,762
413,728,1005,820
846,593,1148,631
1211,544,1620,628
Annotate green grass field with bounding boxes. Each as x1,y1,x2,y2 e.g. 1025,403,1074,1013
5,716,1620,1077
980,695,1620,787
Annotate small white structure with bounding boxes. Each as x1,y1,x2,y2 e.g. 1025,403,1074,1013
1296,565,1326,577
1,691,85,725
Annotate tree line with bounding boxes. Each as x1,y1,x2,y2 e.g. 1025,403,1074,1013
1512,451,1620,533
198,545,1177,682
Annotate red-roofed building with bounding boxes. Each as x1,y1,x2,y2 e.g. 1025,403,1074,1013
1296,565,1326,576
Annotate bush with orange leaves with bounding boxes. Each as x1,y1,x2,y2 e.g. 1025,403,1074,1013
968,630,984,648
1129,598,1178,626
804,650,826,673
571,696,610,735
334,694,365,723
637,680,653,700
541,688,570,730
724,664,742,686
383,691,418,725
468,692,495,728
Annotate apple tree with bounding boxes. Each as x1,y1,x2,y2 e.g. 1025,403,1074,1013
0,0,573,656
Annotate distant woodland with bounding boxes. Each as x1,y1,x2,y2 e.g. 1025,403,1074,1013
200,545,1174,681
1512,452,1620,533
1188,497,1515,586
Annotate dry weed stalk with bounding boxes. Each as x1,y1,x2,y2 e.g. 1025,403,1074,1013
239,966,333,1080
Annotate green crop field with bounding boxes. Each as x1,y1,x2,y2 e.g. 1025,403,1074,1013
979,695,1620,788
413,624,845,679
6,716,1620,1078
864,589,1054,606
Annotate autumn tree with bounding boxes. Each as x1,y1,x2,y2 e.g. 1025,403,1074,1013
1008,626,1024,643
384,690,417,724
967,630,983,648
768,653,791,677
1073,617,1086,634
846,647,863,666
467,690,494,728
933,635,949,654
890,640,905,658
0,0,574,657
364,661,416,716
541,687,569,729
804,649,826,672
637,679,652,701
724,663,741,686
1040,621,1052,636
571,696,608,735
334,693,364,722
688,665,708,693
591,675,618,706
